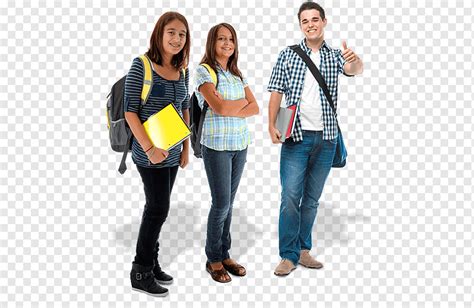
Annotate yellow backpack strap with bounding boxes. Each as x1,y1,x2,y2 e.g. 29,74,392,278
201,63,217,86
139,54,153,105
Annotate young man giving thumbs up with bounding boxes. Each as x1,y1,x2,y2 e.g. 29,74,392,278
267,1,363,276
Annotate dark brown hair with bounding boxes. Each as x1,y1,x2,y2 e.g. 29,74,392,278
298,2,326,22
200,23,243,80
146,12,190,70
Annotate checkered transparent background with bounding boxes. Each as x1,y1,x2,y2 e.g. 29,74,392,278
1,0,473,306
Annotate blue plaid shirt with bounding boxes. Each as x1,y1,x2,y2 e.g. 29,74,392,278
194,65,251,151
267,39,348,141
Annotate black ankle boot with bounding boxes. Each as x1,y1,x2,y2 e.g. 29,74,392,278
153,262,173,285
131,263,168,297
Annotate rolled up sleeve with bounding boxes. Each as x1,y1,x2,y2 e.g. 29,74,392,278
267,49,287,93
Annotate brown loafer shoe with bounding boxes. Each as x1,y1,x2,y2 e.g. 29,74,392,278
274,259,296,276
299,250,323,269
206,262,232,283
222,259,246,276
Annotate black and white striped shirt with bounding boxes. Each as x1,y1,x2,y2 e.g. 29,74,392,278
124,57,190,168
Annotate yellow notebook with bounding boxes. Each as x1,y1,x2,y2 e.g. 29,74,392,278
143,104,191,151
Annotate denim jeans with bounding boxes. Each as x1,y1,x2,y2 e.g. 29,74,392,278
134,165,178,267
279,131,337,265
202,146,247,263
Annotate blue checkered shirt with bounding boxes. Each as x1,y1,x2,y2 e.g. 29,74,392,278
194,65,251,151
267,39,348,141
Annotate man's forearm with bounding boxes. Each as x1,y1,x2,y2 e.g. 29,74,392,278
268,92,283,128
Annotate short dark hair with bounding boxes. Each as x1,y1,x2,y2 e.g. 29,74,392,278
297,2,325,22
146,12,190,70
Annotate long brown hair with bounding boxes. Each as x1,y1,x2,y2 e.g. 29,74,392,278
146,12,190,70
200,23,243,80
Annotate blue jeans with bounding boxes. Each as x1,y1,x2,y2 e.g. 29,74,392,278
279,131,337,265
202,146,247,263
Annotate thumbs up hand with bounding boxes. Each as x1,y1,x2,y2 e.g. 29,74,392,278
341,40,357,63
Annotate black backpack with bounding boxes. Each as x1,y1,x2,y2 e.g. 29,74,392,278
190,64,218,158
106,55,153,174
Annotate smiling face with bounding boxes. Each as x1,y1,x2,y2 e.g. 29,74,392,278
299,9,327,42
214,26,235,60
162,18,187,57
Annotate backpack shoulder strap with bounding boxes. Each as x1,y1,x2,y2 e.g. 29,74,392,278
289,45,337,118
139,54,153,106
200,63,218,86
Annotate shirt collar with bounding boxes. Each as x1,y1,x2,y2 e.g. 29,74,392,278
215,62,229,73
300,38,330,53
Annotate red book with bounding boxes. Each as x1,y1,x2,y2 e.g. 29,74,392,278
285,105,297,139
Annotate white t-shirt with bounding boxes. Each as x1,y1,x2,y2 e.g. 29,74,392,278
299,51,324,131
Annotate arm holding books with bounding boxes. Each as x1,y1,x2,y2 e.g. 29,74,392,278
268,92,283,144
124,111,169,164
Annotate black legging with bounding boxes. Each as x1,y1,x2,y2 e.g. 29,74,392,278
133,165,178,267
